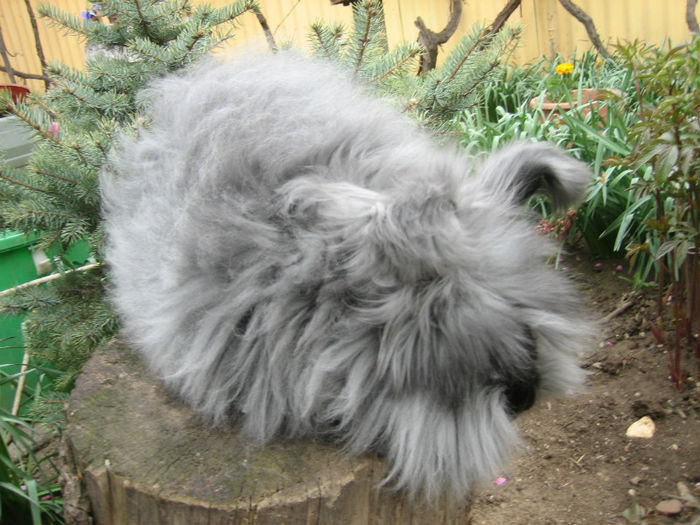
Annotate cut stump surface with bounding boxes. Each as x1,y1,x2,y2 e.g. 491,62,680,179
64,338,472,524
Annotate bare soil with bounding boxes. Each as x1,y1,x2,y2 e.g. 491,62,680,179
469,252,700,525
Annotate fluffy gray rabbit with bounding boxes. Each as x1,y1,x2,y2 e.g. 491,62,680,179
101,51,591,501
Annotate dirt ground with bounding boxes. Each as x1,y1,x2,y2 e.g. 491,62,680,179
468,252,700,525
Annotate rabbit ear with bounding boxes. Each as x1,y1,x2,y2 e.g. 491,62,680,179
476,142,590,210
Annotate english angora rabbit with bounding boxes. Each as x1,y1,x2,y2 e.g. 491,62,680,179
101,51,591,501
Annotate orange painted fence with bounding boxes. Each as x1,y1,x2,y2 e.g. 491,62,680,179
1,0,698,92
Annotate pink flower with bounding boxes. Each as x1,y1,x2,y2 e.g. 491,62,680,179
494,477,507,486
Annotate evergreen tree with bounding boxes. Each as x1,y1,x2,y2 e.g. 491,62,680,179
309,0,521,130
1,0,519,405
0,0,262,394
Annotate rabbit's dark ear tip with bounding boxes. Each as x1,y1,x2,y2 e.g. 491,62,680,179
478,142,591,210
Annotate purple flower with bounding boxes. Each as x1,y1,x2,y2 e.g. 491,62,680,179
81,10,98,21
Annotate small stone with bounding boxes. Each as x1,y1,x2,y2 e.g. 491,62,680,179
630,476,643,486
655,499,682,515
677,481,691,499
625,416,656,439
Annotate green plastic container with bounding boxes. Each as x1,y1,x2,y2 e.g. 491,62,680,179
0,231,44,412
0,231,92,412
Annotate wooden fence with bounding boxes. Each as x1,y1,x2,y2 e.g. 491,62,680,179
1,0,698,92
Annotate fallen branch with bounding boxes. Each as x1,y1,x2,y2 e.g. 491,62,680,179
11,351,30,416
0,262,102,298
600,290,641,324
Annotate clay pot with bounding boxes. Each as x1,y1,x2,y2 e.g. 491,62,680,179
529,88,622,122
0,84,30,104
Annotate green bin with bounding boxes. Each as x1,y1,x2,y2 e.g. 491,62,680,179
0,231,45,412
0,231,92,412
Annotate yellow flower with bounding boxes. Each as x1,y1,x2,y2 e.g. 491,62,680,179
555,62,574,75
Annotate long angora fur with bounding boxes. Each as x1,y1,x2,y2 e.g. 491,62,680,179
101,51,592,501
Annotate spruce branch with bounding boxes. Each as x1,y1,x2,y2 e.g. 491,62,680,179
442,28,492,86
55,83,102,113
309,22,343,60
1,102,63,146
29,97,60,122
5,209,80,221
365,45,422,85
353,3,376,74
458,58,501,103
37,5,91,40
129,37,171,64
133,0,157,42
35,168,80,186
0,170,48,195
204,0,262,34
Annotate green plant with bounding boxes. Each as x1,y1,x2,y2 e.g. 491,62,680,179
459,49,655,263
479,59,547,121
309,2,522,132
0,392,63,524
608,37,700,388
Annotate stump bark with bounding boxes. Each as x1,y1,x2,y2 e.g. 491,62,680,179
63,338,472,524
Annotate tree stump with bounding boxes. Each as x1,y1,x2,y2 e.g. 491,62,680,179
63,338,472,524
